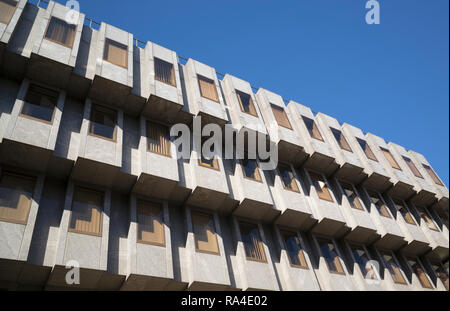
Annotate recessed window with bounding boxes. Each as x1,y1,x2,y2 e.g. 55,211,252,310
0,0,18,25
198,137,220,170
236,90,257,117
408,258,433,289
350,244,378,280
380,147,401,170
317,238,345,275
367,190,391,218
281,231,308,269
357,138,377,162
302,116,324,141
45,16,76,48
422,164,444,186
197,75,219,102
380,250,407,285
309,171,334,202
330,127,352,152
402,156,424,179
0,172,35,225
89,104,117,141
103,38,128,68
241,158,262,182
278,163,300,193
147,121,171,157
69,187,103,237
137,200,165,246
239,222,267,263
155,57,176,86
392,199,416,225
192,211,219,255
416,206,439,232
431,262,449,291
340,182,364,211
271,104,292,130
20,84,58,124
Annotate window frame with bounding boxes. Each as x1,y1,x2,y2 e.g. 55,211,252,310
277,163,300,193
431,261,449,291
308,171,334,203
379,250,408,285
0,0,19,25
146,121,172,158
103,38,128,69
367,189,392,218
241,158,262,183
330,127,353,153
154,57,176,87
302,116,324,142
197,74,219,103
88,103,118,142
357,138,378,162
191,210,220,256
380,147,402,170
316,237,346,275
136,199,166,247
281,230,309,270
270,104,292,130
392,198,417,226
236,89,258,117
198,137,220,171
44,16,77,49
239,221,267,263
422,164,444,186
68,186,104,237
340,181,365,211
407,257,434,289
19,83,59,125
416,206,440,232
402,156,424,179
349,243,379,281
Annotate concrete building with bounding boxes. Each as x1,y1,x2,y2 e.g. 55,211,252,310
0,0,448,291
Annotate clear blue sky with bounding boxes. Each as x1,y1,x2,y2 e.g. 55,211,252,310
54,0,449,185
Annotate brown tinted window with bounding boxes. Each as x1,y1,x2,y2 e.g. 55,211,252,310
416,206,439,231
422,164,444,186
341,182,364,211
367,190,391,218
69,187,103,236
137,200,165,246
21,84,58,123
357,138,377,161
155,57,176,86
89,104,117,141
302,116,323,141
240,222,266,262
198,137,219,170
241,159,262,182
380,147,401,170
45,17,76,48
432,263,449,291
192,211,219,255
408,258,433,289
317,238,345,274
0,0,18,24
350,244,378,280
104,39,128,68
381,251,407,285
278,163,299,193
393,199,416,225
197,75,219,102
309,171,334,202
271,104,292,129
282,231,308,269
330,127,352,152
147,122,171,157
236,90,257,117
403,156,424,179
0,172,35,225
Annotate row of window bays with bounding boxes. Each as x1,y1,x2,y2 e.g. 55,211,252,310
0,169,447,290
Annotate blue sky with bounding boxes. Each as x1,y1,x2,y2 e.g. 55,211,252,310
53,0,449,185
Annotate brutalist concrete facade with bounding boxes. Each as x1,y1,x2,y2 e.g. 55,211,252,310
0,1,448,291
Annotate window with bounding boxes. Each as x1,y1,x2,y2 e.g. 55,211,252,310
89,104,117,141
431,263,449,291
317,238,345,275
192,211,219,255
137,200,165,246
236,90,257,117
340,182,364,211
350,244,378,280
402,156,424,179
147,122,171,157
0,0,18,24
240,222,266,262
416,206,439,231
309,171,334,202
197,75,219,102
330,127,352,152
0,172,35,225
271,104,292,130
44,17,76,48
393,199,416,225
103,38,128,68
422,164,444,186
357,138,377,162
367,190,391,218
241,158,262,182
278,163,299,193
408,258,433,289
281,231,308,269
198,137,219,170
302,116,323,141
20,84,58,124
155,57,176,86
69,187,103,236
380,147,401,170
380,251,407,285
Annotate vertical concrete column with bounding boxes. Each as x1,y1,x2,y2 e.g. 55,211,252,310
99,189,111,271
47,90,66,150
77,99,91,158
3,79,29,140
54,180,75,266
